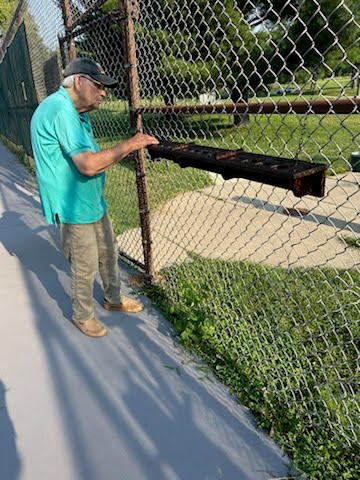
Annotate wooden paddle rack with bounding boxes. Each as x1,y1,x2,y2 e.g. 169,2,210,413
147,141,327,198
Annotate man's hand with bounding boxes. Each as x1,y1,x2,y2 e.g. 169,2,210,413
72,133,159,176
126,132,160,152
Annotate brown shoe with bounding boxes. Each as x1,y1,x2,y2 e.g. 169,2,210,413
103,296,144,313
73,318,107,337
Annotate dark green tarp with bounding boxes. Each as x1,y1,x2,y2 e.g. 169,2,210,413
0,23,38,156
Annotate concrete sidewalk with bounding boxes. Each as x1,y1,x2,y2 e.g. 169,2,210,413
0,142,293,480
120,170,360,271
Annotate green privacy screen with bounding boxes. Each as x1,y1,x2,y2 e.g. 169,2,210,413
0,23,38,156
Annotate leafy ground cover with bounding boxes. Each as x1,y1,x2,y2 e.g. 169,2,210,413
145,255,360,479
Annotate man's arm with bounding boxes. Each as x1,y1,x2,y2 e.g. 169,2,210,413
72,132,159,176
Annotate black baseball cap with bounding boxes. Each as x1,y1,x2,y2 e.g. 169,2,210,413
63,57,118,87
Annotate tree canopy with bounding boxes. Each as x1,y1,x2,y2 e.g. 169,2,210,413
0,0,16,37
65,0,360,103
144,0,359,95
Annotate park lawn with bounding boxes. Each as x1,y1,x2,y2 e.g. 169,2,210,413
314,75,356,94
342,235,360,249
270,75,356,95
176,112,360,174
93,87,359,173
94,107,359,176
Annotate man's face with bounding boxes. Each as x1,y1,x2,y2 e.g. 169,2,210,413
76,74,107,112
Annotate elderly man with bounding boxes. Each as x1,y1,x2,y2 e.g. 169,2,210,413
30,57,159,337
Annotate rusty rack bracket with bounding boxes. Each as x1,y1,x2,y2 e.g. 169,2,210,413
147,141,327,198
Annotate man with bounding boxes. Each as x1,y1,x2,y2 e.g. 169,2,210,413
30,57,159,338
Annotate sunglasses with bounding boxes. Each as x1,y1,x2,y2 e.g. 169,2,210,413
79,74,105,90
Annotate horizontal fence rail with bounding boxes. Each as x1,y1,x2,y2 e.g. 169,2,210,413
136,96,360,115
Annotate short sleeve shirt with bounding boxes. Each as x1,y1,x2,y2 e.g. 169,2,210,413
30,86,107,224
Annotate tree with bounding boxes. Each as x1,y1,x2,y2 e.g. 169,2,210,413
273,0,360,81
144,1,279,123
0,0,16,38
68,0,359,109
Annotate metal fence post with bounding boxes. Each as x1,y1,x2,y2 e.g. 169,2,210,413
119,0,154,281
60,0,76,60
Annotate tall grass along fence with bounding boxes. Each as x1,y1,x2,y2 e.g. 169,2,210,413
0,1,359,478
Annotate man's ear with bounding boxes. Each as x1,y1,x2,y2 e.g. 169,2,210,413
73,75,82,91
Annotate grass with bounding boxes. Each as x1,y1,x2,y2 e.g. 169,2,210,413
312,75,356,95
271,75,356,96
168,113,359,175
145,255,360,480
342,236,360,249
93,109,359,178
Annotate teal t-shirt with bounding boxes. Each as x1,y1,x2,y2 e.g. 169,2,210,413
30,86,107,224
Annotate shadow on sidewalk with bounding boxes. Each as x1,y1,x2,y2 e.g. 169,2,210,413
232,194,360,233
0,381,21,479
0,209,73,322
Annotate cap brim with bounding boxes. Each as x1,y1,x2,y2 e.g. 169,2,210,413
91,74,118,88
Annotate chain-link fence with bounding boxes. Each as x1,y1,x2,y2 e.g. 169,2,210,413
0,1,359,478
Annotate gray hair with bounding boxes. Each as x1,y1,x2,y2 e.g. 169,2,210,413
62,74,76,87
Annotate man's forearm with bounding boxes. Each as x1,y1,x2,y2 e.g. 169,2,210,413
90,138,138,174
72,133,159,176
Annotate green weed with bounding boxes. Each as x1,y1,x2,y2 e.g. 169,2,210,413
145,256,360,479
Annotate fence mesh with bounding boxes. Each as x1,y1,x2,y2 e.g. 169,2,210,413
0,1,359,477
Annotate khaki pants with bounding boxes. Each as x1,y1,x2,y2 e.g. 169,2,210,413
59,211,121,322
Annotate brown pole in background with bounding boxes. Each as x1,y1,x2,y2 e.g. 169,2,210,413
60,0,76,60
136,97,360,116
119,0,154,281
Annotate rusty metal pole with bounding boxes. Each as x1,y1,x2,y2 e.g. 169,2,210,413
60,0,76,60
119,0,154,281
